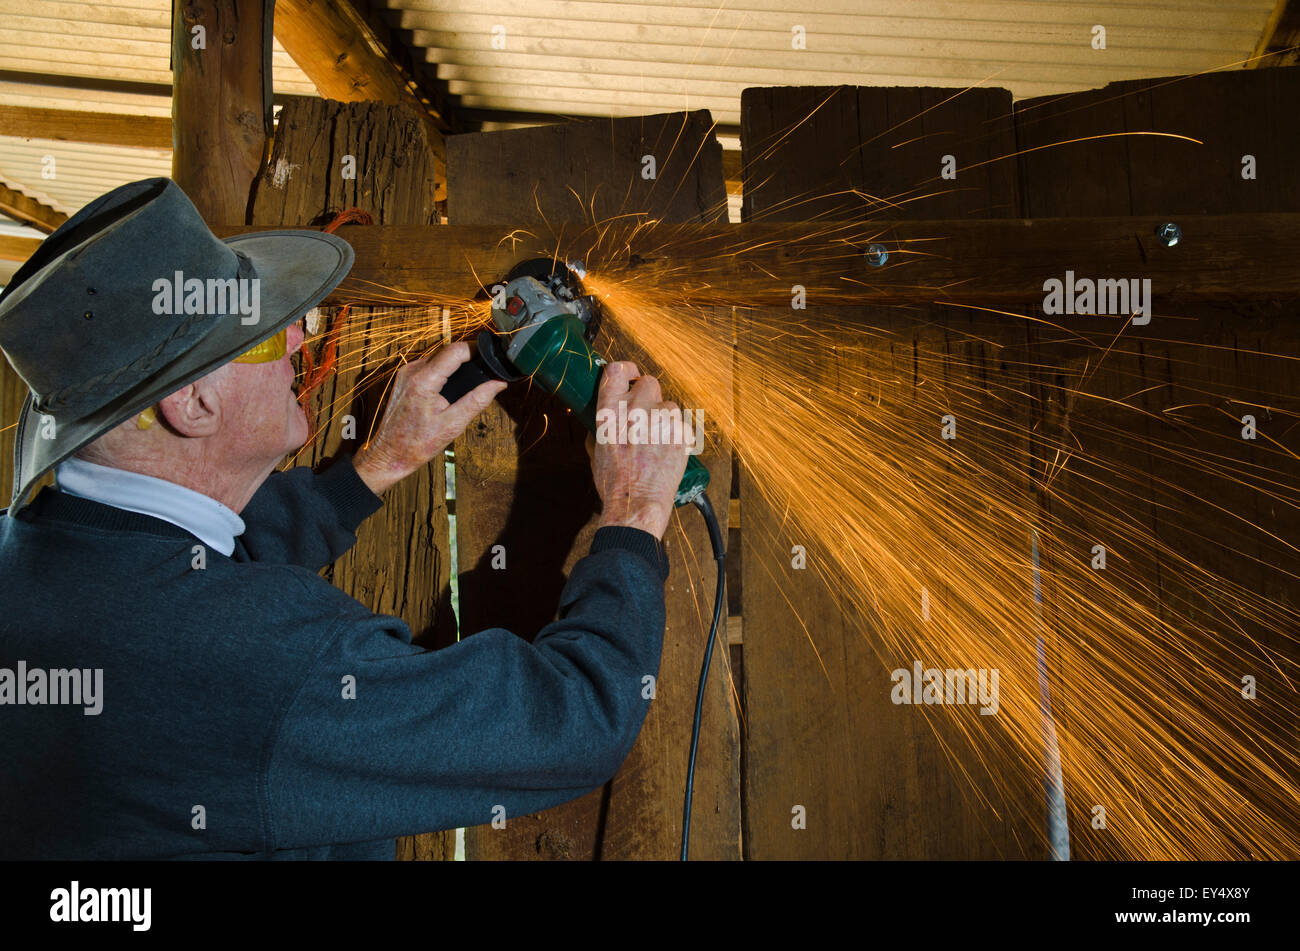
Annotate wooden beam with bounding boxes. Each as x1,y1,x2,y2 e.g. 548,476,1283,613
458,106,741,141
274,0,415,102
273,0,450,197
171,0,273,224
209,213,1300,309
0,182,66,234
0,234,42,262
1249,0,1300,67
0,69,315,112
354,0,459,127
0,106,170,151
0,69,172,100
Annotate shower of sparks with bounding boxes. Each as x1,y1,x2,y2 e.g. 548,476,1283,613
283,114,1297,861
578,265,1299,861
289,298,493,458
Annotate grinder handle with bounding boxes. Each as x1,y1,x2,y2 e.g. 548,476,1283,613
441,348,498,404
440,329,523,403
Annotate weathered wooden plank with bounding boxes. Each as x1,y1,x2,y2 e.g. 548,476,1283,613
249,96,455,861
5,210,1289,304
450,110,741,860
1250,0,1300,68
1017,69,1300,217
208,213,1300,308
249,97,437,226
739,85,1045,859
1016,67,1300,858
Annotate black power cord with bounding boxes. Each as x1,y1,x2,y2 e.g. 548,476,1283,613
681,491,727,861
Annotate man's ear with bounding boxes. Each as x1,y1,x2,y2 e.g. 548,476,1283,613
157,374,222,438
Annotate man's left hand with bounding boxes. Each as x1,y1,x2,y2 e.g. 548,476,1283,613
352,343,506,495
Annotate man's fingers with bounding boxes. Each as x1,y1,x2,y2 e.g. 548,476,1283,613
597,361,638,414
416,342,473,394
629,373,663,404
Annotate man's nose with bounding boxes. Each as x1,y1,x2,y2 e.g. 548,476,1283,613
287,319,305,356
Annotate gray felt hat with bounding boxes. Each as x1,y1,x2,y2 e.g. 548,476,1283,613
0,177,354,513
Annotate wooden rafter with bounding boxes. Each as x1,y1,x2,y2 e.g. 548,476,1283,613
0,106,170,151
349,0,458,132
0,182,66,235
1250,0,1300,67
274,0,454,197
0,234,42,262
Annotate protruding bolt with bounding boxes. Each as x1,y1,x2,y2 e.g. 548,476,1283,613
865,243,889,267
1155,222,1181,247
566,259,587,280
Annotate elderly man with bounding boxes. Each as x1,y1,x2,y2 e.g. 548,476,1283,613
0,178,688,859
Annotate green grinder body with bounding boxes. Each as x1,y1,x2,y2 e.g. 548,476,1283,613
512,314,709,506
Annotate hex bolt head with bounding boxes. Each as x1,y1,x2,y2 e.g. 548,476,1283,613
865,243,889,267
1155,222,1181,247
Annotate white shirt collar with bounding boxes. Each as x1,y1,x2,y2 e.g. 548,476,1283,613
54,456,246,557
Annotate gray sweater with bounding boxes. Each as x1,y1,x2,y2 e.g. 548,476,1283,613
0,455,667,859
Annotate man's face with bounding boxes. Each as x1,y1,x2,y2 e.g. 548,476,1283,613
221,319,308,467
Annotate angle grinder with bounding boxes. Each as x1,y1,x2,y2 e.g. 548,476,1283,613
441,257,709,506
439,256,724,860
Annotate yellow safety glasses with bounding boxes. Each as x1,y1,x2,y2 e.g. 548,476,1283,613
136,325,293,430
232,327,288,364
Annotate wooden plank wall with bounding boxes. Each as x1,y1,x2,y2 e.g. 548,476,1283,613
735,67,1300,860
1015,67,1300,858
738,86,1045,859
248,97,457,861
448,111,743,860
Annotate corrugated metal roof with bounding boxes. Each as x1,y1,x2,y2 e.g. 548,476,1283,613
0,139,170,214
0,0,316,95
389,0,1277,126
0,78,170,117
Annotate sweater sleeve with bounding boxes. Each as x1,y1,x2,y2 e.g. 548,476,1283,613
263,535,667,850
233,454,383,570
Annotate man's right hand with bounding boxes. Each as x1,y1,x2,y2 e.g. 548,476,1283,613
353,343,506,496
587,361,692,541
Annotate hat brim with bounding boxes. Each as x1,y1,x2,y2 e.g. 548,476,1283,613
8,229,354,512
